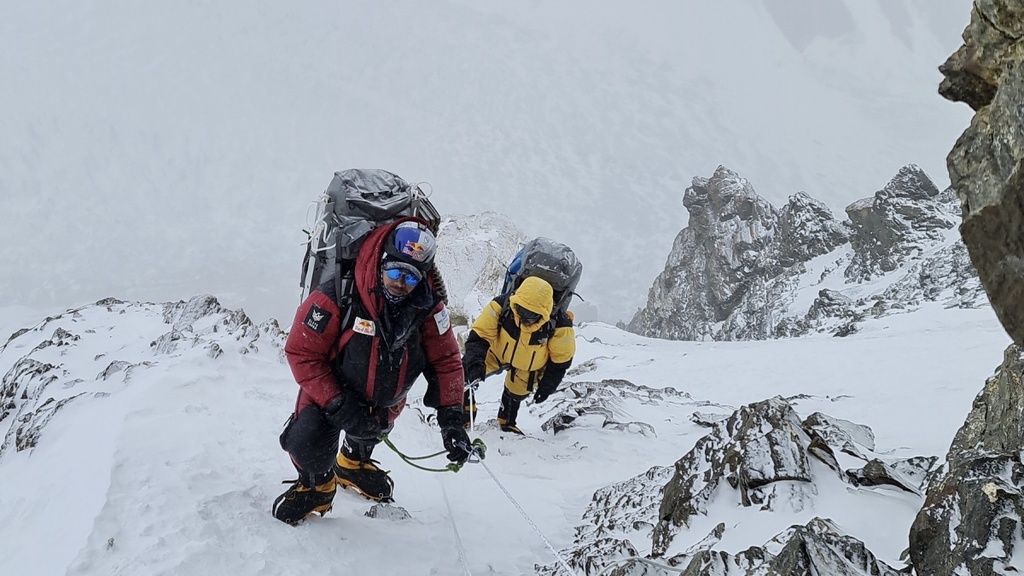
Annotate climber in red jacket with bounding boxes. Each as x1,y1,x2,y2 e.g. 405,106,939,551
272,219,470,525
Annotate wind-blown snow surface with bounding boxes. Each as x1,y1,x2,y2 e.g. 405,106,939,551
0,1,973,324
0,299,1010,576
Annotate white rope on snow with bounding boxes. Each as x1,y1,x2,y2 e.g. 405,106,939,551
439,476,474,576
475,457,579,576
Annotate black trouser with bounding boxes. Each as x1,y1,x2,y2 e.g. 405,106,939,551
497,389,527,426
279,404,392,484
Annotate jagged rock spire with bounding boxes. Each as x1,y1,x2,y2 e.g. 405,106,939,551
628,164,975,341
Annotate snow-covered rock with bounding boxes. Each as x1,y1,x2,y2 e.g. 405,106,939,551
435,212,525,325
538,391,937,576
0,295,285,459
629,164,982,341
910,344,1024,576
845,165,958,281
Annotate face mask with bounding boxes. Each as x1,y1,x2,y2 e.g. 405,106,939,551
514,304,542,325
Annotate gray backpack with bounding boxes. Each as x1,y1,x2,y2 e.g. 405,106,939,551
299,168,444,304
500,237,583,321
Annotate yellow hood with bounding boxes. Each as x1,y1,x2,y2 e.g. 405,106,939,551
508,276,553,332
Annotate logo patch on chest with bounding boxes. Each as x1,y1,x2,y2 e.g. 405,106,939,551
434,308,451,334
353,316,376,336
304,304,331,334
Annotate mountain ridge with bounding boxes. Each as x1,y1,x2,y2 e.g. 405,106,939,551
628,164,985,341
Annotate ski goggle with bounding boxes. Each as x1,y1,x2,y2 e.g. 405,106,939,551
384,267,421,286
514,304,542,325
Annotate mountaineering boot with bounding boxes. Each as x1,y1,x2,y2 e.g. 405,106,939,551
334,453,395,502
272,473,337,525
496,417,524,435
497,389,524,434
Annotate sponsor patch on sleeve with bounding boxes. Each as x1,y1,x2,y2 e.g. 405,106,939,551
303,304,331,334
433,308,451,334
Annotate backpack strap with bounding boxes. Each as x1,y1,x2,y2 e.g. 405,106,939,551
336,270,355,331
333,251,360,333
318,257,360,360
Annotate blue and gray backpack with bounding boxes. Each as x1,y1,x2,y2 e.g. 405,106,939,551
500,237,583,324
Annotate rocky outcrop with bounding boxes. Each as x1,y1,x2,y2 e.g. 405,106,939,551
626,167,782,340
777,192,852,268
845,166,958,281
539,391,936,576
662,519,900,576
902,9,1024,571
628,164,978,341
434,212,524,326
652,398,820,551
0,296,286,459
909,345,1024,575
940,0,1024,347
628,167,846,340
536,379,715,437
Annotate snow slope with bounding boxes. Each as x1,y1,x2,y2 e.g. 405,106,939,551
0,297,1009,576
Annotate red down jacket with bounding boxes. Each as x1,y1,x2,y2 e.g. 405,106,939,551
284,219,464,421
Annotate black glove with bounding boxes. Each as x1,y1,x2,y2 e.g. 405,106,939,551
463,360,485,386
533,382,558,404
441,426,472,464
437,406,473,463
323,391,380,437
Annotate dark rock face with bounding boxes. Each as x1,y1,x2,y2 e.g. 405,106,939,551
778,192,852,268
623,518,899,576
845,165,956,281
754,519,899,576
912,9,1024,570
939,1,1024,112
940,0,1024,347
911,454,1024,576
539,391,924,576
909,345,1024,575
631,167,782,341
629,164,977,341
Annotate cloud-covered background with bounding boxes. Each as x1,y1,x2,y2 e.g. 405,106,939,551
0,0,974,324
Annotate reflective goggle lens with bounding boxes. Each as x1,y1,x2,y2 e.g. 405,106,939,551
385,268,421,286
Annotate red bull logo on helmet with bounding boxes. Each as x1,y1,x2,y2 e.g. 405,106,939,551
392,222,436,264
402,240,429,262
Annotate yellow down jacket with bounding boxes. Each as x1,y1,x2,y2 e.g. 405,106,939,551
462,276,576,397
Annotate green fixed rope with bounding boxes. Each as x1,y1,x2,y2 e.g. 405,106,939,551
379,434,487,473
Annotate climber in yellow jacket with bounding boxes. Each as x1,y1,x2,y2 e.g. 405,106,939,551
461,276,576,434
